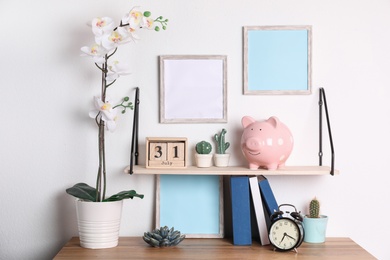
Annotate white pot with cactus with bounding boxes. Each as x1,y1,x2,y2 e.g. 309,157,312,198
65,7,168,249
303,197,328,243
195,141,213,168
213,129,230,167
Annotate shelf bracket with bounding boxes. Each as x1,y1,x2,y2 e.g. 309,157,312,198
128,87,140,175
319,88,335,176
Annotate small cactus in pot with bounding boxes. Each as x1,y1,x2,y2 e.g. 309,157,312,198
196,141,212,154
214,128,230,154
304,197,328,243
309,197,320,218
195,141,213,167
213,129,230,167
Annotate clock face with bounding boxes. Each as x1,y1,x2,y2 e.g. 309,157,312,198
269,218,302,251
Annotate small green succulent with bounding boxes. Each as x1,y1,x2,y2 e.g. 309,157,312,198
309,197,320,218
143,226,185,247
195,141,212,154
214,128,230,154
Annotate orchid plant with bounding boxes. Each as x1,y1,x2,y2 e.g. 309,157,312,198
66,7,168,202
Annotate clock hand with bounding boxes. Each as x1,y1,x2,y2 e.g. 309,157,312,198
285,233,296,241
279,233,287,244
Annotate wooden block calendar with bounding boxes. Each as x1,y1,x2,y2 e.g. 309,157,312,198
146,137,187,168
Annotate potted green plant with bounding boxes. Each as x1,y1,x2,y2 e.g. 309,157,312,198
303,197,328,243
65,7,168,249
213,129,230,167
195,141,213,167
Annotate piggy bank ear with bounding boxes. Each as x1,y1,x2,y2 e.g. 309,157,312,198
267,116,280,128
242,116,255,128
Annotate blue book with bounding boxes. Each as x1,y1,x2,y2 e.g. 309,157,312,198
230,176,252,245
258,176,279,219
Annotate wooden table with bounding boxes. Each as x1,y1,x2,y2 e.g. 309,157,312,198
54,237,375,259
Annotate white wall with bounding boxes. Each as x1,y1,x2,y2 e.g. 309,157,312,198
1,0,389,259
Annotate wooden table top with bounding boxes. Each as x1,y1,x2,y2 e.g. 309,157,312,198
54,237,375,259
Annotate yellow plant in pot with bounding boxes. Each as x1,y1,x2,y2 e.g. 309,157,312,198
65,7,168,249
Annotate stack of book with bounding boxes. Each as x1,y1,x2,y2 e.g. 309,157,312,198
230,175,278,246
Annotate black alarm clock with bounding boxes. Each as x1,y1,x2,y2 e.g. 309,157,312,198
268,204,305,252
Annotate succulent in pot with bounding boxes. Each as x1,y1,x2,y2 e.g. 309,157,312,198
303,197,328,243
213,129,230,167
195,141,213,167
214,128,230,154
196,140,212,155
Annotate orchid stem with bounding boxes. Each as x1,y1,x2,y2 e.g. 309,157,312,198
95,56,109,202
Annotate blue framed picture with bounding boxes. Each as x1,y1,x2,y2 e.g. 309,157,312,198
156,174,224,238
244,26,312,95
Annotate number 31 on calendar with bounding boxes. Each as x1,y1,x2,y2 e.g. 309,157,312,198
146,137,187,168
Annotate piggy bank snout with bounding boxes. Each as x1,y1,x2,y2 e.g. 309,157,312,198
245,137,262,150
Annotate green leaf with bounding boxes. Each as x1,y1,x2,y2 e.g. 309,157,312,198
104,190,144,202
66,183,97,201
66,184,143,202
143,11,151,17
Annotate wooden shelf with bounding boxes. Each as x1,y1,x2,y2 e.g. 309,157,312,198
124,165,339,176
54,237,374,259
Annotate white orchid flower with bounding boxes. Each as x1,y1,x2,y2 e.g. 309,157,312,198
89,96,119,132
122,7,143,27
118,8,156,42
117,26,140,42
99,104,118,132
106,61,131,82
141,17,155,30
89,96,107,119
101,30,131,51
80,43,107,64
92,17,115,43
103,107,118,132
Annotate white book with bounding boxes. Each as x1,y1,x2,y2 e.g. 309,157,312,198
249,176,270,245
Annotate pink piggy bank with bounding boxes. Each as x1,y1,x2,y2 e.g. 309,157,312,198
241,116,293,170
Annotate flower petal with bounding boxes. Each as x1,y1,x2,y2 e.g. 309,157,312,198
128,7,143,27
93,96,105,110
80,44,107,64
142,17,155,29
106,61,131,82
106,72,118,82
89,110,99,118
92,17,115,37
106,120,117,132
93,56,106,64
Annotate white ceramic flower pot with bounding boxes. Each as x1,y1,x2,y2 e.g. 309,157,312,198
195,154,213,168
75,199,123,249
213,154,230,167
